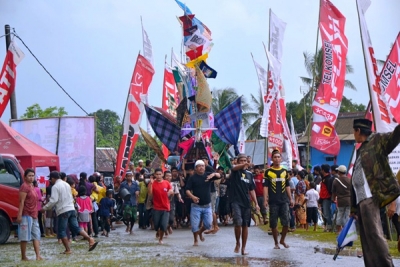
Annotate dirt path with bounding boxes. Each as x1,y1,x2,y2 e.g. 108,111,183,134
1,223,399,266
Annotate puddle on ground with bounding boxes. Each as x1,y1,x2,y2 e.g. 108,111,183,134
209,257,296,267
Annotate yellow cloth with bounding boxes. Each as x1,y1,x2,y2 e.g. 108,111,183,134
185,53,208,68
194,64,212,113
138,181,148,204
90,182,106,203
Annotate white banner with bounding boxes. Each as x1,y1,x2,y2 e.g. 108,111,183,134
239,122,246,154
357,0,400,174
11,117,95,176
269,10,286,63
251,58,269,137
142,21,154,68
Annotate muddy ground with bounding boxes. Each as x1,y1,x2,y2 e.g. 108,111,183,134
1,222,399,267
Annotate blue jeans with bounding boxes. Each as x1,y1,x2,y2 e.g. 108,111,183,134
190,203,212,233
322,199,332,229
57,210,82,239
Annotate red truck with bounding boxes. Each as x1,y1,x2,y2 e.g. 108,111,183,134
0,154,25,244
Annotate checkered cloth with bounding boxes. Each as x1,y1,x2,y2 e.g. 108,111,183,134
176,97,188,127
214,97,242,155
145,105,181,153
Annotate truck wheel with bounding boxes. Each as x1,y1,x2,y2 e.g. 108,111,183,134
0,214,11,244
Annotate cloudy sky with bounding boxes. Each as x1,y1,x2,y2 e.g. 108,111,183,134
0,0,399,125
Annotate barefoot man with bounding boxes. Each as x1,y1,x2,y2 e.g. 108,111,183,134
229,154,259,255
148,168,173,244
43,171,98,254
17,168,43,261
263,149,294,249
185,160,221,246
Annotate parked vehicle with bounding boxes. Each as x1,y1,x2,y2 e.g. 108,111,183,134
0,154,24,244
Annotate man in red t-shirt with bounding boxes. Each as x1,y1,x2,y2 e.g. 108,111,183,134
148,168,173,244
17,168,43,261
253,166,268,225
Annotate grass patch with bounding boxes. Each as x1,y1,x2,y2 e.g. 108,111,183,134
258,224,400,257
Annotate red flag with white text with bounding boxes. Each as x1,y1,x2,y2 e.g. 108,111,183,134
310,0,348,155
114,55,154,178
0,41,24,117
380,32,400,124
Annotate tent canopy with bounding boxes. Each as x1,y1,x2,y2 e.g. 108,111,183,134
0,120,60,171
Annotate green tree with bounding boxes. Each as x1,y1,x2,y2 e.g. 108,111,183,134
21,103,68,118
89,109,122,149
211,87,253,126
245,91,264,140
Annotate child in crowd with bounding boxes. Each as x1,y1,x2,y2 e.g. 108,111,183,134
303,182,320,231
99,190,114,237
44,185,55,237
76,186,93,234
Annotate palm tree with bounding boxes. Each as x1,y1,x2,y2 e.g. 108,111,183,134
245,91,264,140
211,87,253,126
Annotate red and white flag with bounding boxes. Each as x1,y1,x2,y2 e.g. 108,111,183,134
310,0,348,156
290,115,300,165
114,55,155,178
0,41,24,117
357,0,400,173
380,32,400,124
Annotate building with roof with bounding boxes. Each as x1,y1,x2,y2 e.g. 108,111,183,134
297,112,365,166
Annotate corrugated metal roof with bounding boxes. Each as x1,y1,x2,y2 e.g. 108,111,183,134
96,148,117,172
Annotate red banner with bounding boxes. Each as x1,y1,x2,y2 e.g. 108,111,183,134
114,55,154,178
310,0,348,155
380,32,400,124
0,41,24,117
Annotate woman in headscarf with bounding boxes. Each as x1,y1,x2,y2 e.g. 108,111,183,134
295,170,308,229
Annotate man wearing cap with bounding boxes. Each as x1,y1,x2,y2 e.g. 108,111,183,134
120,171,140,234
43,171,98,254
136,160,144,173
185,160,221,246
350,118,400,266
264,149,293,249
331,165,350,234
229,154,259,255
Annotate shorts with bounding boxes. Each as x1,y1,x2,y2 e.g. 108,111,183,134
231,202,251,227
190,203,212,233
210,192,217,213
79,222,88,229
306,207,318,224
152,210,169,232
123,205,137,221
256,196,267,215
57,210,82,239
336,206,350,226
269,203,290,229
18,216,41,242
45,217,53,228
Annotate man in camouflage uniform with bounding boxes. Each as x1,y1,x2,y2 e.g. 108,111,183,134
350,118,400,267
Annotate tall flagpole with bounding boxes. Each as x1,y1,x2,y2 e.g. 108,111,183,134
306,0,322,165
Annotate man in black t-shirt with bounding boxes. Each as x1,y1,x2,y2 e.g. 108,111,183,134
185,160,221,246
229,154,259,256
264,149,294,249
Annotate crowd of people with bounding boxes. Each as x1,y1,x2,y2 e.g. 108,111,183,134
15,118,400,267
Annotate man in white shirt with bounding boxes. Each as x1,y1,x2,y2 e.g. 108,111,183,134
43,171,98,254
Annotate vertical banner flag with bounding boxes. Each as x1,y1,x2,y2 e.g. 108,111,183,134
357,0,400,173
115,55,155,178
380,32,400,124
0,41,25,117
251,57,269,137
310,0,348,156
290,115,300,164
239,122,246,154
161,64,180,164
141,19,154,134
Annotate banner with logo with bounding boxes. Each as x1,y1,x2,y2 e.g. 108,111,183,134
357,0,400,174
380,32,400,124
114,55,155,178
310,0,348,156
0,41,25,117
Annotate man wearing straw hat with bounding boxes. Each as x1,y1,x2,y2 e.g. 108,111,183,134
350,118,400,267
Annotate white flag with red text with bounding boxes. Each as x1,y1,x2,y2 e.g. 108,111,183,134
239,122,245,154
380,32,400,124
357,0,400,174
114,55,154,178
310,0,348,156
0,41,24,117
